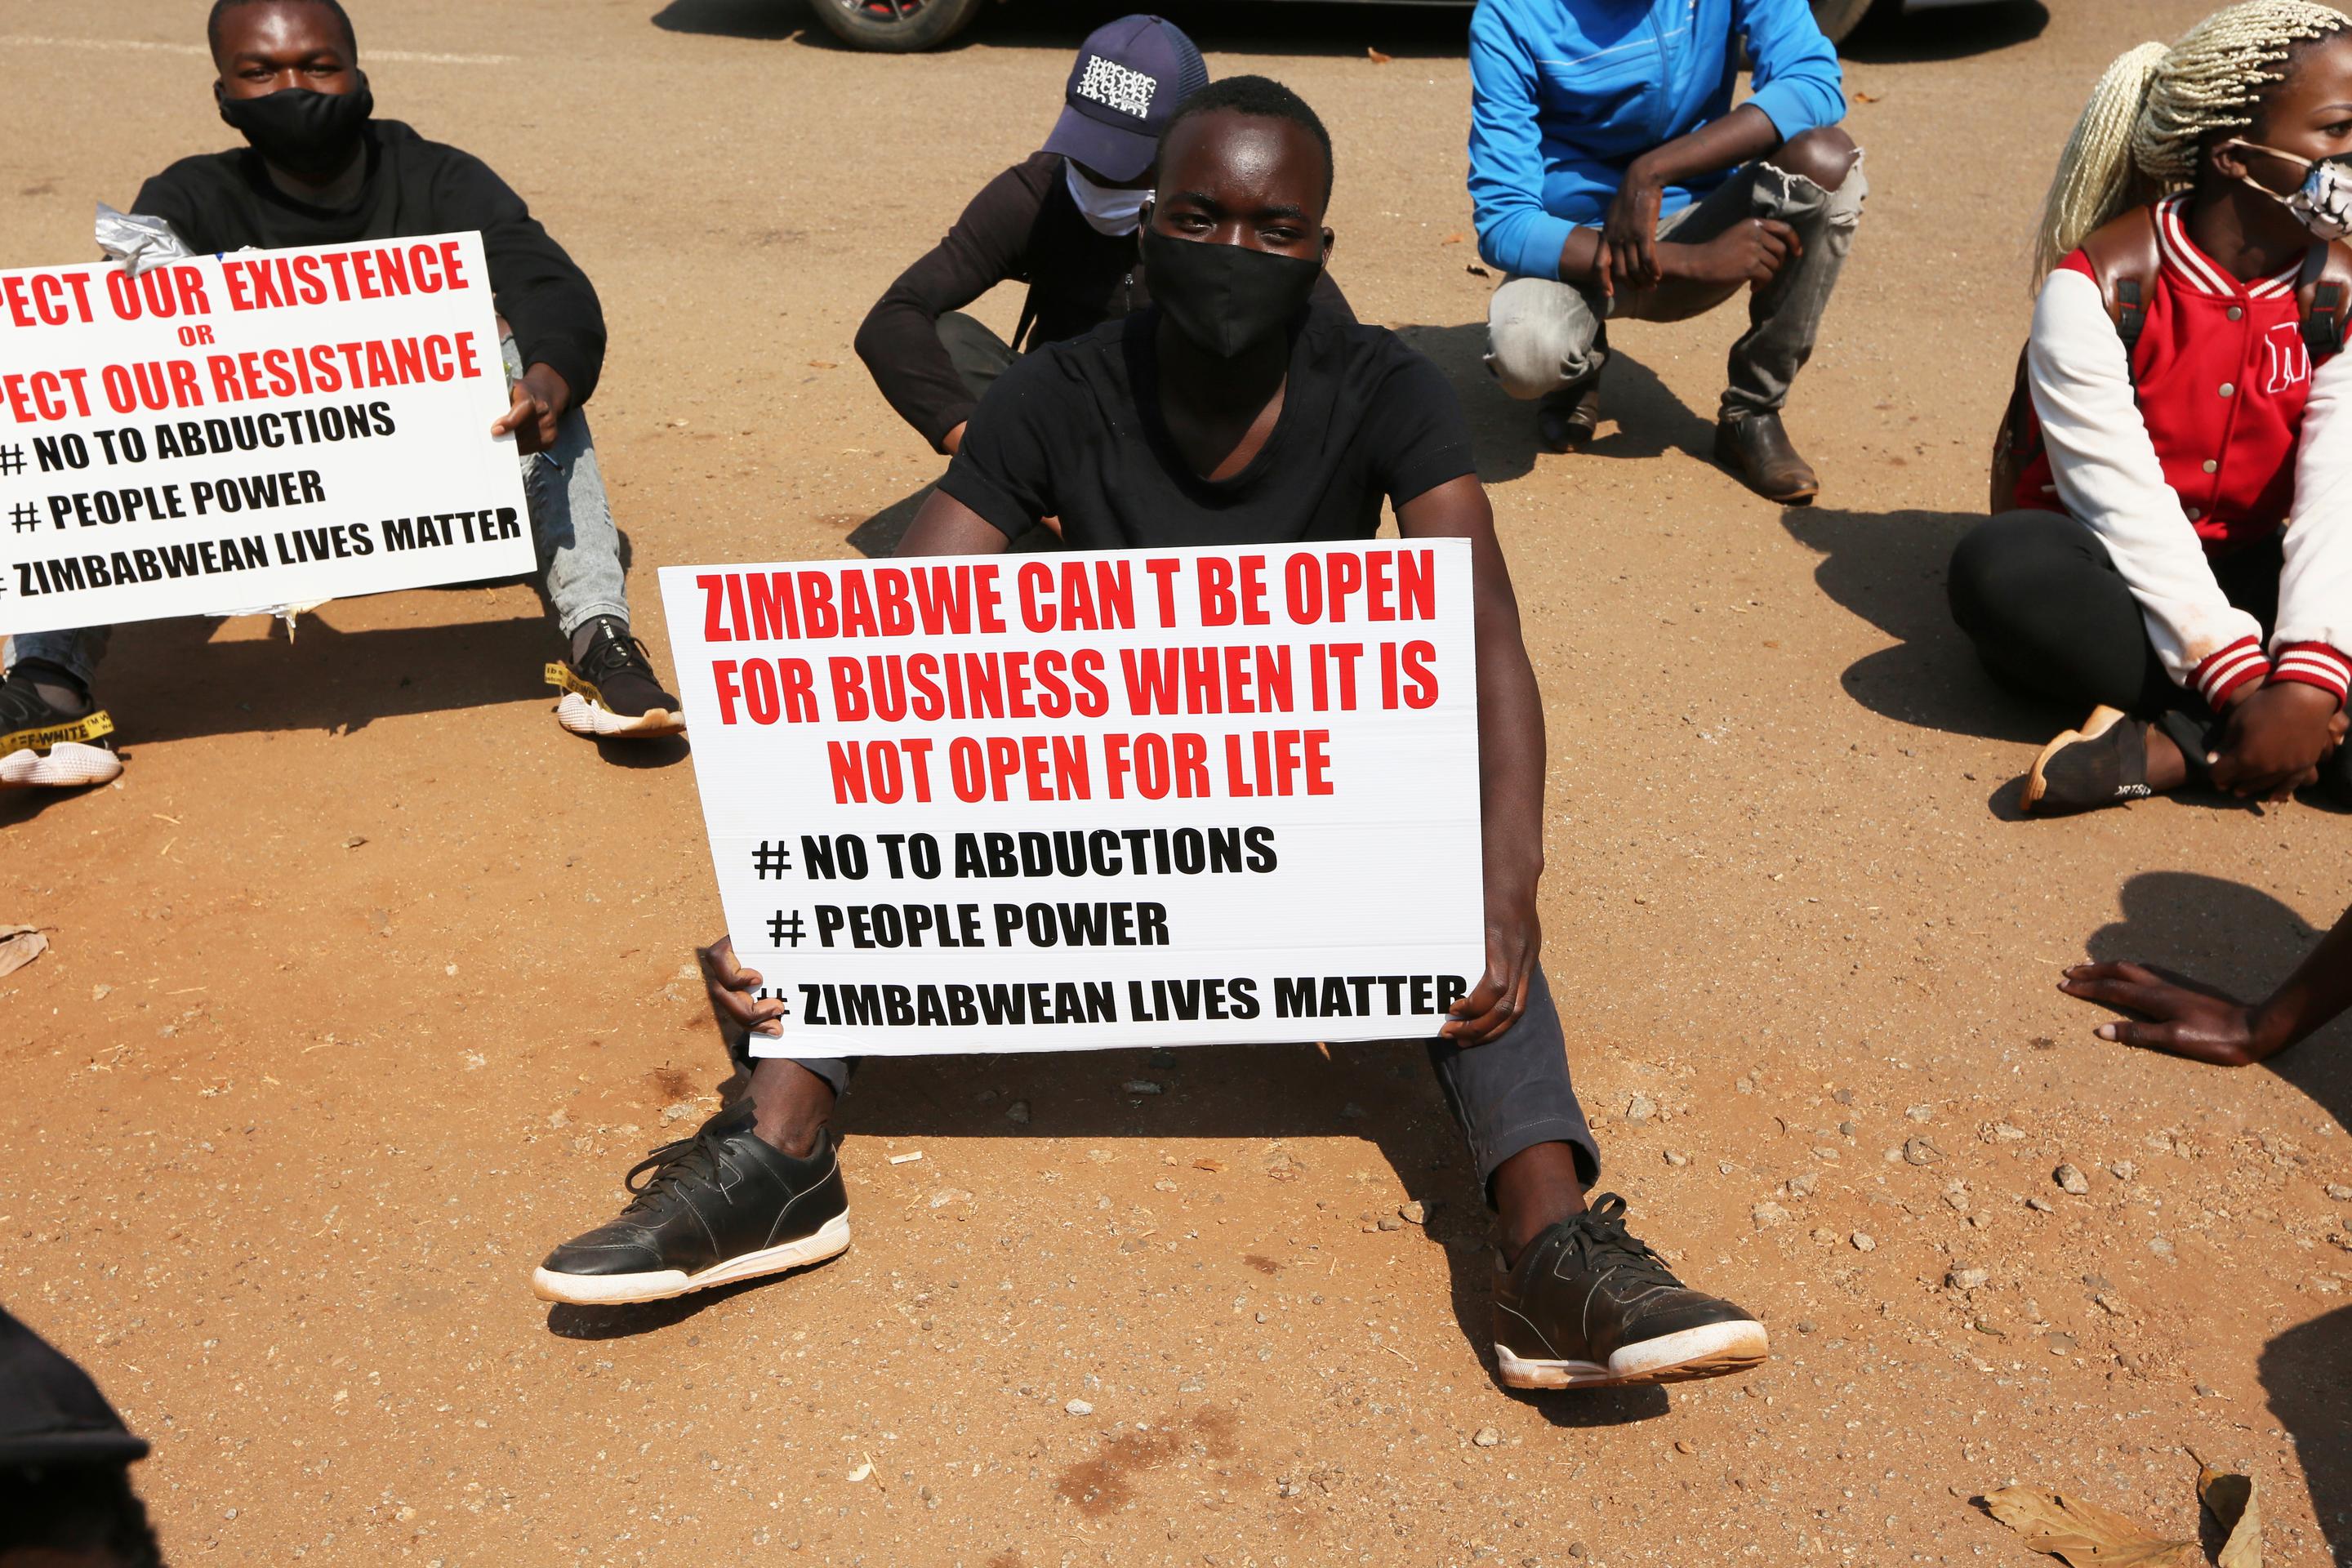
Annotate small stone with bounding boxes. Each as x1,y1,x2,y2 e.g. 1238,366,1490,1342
1153,1178,1178,1192
2194,1383,2219,1398
1794,1319,1818,1334
1947,1267,1989,1290
1064,1399,1094,1416
1399,1200,1427,1225
2026,1196,2055,1214
1751,1202,1790,1230
1123,1080,1164,1095
2053,1163,2090,1195
1004,1100,1031,1125
1626,1094,1657,1123
2326,1183,2352,1201
1718,1160,1737,1176
1905,1104,1934,1123
1664,1150,1690,1167
928,1187,973,1209
1786,1171,1819,1200
2047,1332,2077,1356
1569,1546,1589,1561
1812,1146,1842,1163
1811,1227,1839,1245
91,983,114,1001
1942,1187,1971,1211
1904,1138,1943,1167
1833,1089,1855,1106
1471,1427,1503,1448
2148,1235,2176,1259
1277,1481,1302,1499
1838,1121,1857,1138
1850,1231,1877,1252
2108,1160,2136,1182
1673,1440,1696,1454
660,1101,699,1124
1993,1122,2028,1141
1376,1217,1403,1232
2093,1293,2127,1316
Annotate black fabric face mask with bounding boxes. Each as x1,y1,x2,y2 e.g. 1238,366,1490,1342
216,73,375,184
1140,220,1323,359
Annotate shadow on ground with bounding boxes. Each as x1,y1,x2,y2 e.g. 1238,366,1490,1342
2261,1305,2350,1561
546,1036,1671,1423
655,0,1477,57
1391,323,1713,490
1780,506,2068,744
77,610,557,748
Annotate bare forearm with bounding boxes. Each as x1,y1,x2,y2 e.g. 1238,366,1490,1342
1637,103,1782,189
1476,614,1547,899
2254,905,2352,1053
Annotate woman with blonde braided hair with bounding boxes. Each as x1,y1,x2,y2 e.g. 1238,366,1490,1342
1949,0,2352,815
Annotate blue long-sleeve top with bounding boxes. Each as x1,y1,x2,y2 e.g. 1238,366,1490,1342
1468,0,1847,282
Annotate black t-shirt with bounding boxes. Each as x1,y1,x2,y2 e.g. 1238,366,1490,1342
938,306,1477,550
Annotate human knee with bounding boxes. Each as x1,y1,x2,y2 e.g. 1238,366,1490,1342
1768,126,1860,194
1948,511,2060,630
1485,296,1600,402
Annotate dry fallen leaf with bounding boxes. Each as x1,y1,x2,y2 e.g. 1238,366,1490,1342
808,359,839,369
2198,1467,2261,1568
1984,1486,2194,1567
1442,232,1466,245
1366,47,1393,63
1854,89,1884,103
0,925,49,980
1192,1158,1226,1173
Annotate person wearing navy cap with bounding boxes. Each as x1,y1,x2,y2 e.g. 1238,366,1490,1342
856,16,1348,461
0,1305,166,1566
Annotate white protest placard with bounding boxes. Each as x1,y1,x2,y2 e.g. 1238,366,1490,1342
0,232,534,632
658,541,1486,1056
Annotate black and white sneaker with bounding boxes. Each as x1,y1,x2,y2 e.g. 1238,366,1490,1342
546,616,684,740
531,1102,849,1306
2024,706,2153,816
1492,1195,1767,1389
0,663,121,791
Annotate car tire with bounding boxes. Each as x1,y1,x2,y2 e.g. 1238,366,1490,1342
1809,0,1883,44
807,0,987,51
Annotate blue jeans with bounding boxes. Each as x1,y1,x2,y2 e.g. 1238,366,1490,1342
7,336,630,687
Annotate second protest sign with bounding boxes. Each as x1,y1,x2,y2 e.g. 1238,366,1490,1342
660,541,1486,1055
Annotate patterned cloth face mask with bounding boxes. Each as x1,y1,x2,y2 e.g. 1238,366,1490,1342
2228,139,2352,242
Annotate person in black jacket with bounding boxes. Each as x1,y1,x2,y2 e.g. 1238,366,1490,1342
0,1305,166,1568
854,15,1212,459
0,0,680,791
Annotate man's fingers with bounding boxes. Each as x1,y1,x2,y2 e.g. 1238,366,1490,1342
2059,972,2176,1017
2095,1018,2178,1050
2065,960,2163,987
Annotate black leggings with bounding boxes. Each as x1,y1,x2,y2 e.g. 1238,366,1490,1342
1948,509,2281,723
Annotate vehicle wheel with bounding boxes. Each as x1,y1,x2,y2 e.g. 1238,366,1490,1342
1808,0,1882,44
807,0,987,51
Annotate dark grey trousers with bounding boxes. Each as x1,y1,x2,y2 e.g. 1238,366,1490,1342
747,963,1600,1197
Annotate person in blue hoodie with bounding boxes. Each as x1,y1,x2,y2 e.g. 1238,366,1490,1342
1469,0,1863,502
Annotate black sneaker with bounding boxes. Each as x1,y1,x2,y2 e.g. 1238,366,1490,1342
531,1102,849,1306
2024,706,2153,816
1535,373,1602,452
546,616,684,740
0,663,121,790
1491,1195,1768,1389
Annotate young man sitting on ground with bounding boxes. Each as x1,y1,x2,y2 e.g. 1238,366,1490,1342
1469,0,1864,501
537,77,1770,1394
0,0,680,791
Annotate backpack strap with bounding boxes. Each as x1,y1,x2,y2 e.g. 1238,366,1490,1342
2078,203,2163,356
2296,238,2352,358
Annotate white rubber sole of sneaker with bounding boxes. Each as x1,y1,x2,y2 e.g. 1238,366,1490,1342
528,1213,850,1306
2023,704,2127,813
0,741,122,791
555,691,685,740
1495,1319,1770,1390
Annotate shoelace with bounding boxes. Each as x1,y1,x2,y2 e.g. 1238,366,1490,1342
620,1127,738,1213
575,621,658,687
1555,1194,1682,1290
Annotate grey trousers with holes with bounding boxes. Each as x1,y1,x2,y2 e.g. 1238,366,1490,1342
1486,157,1866,421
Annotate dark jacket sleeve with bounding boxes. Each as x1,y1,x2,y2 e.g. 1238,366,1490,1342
432,148,607,404
854,158,1053,453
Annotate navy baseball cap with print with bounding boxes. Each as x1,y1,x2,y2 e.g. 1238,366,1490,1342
0,1305,148,1469
1042,14,1209,184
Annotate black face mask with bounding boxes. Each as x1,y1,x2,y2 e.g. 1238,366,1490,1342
216,74,375,184
1140,219,1323,360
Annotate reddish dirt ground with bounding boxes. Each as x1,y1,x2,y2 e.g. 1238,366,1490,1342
2,1,2345,1565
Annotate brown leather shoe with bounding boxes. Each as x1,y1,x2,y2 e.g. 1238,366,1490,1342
1535,376,1602,453
1713,412,1820,504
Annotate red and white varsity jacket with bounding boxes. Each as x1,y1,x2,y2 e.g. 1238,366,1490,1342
2016,194,2352,709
